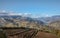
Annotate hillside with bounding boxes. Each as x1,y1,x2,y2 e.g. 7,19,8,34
0,28,58,38
0,14,45,30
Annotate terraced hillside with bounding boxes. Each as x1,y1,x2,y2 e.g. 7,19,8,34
0,27,58,38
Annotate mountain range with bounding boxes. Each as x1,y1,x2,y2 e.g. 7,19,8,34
0,13,60,30
39,15,60,23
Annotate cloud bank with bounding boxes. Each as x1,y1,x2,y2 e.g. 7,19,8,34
0,10,32,17
0,10,50,18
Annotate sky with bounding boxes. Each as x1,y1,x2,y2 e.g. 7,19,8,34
0,0,60,17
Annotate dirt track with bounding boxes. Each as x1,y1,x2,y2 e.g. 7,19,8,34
35,31,58,38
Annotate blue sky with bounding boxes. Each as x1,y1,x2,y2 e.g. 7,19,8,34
0,0,60,17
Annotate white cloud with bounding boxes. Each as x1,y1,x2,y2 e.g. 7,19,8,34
23,13,32,17
2,10,6,12
0,10,32,17
31,15,40,18
45,14,49,17
9,13,24,15
8,12,32,17
0,10,6,13
40,13,49,17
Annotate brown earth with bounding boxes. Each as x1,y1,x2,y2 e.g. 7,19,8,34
35,31,58,38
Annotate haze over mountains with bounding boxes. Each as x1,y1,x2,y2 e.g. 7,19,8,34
0,12,60,23
0,12,60,30
37,15,60,23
